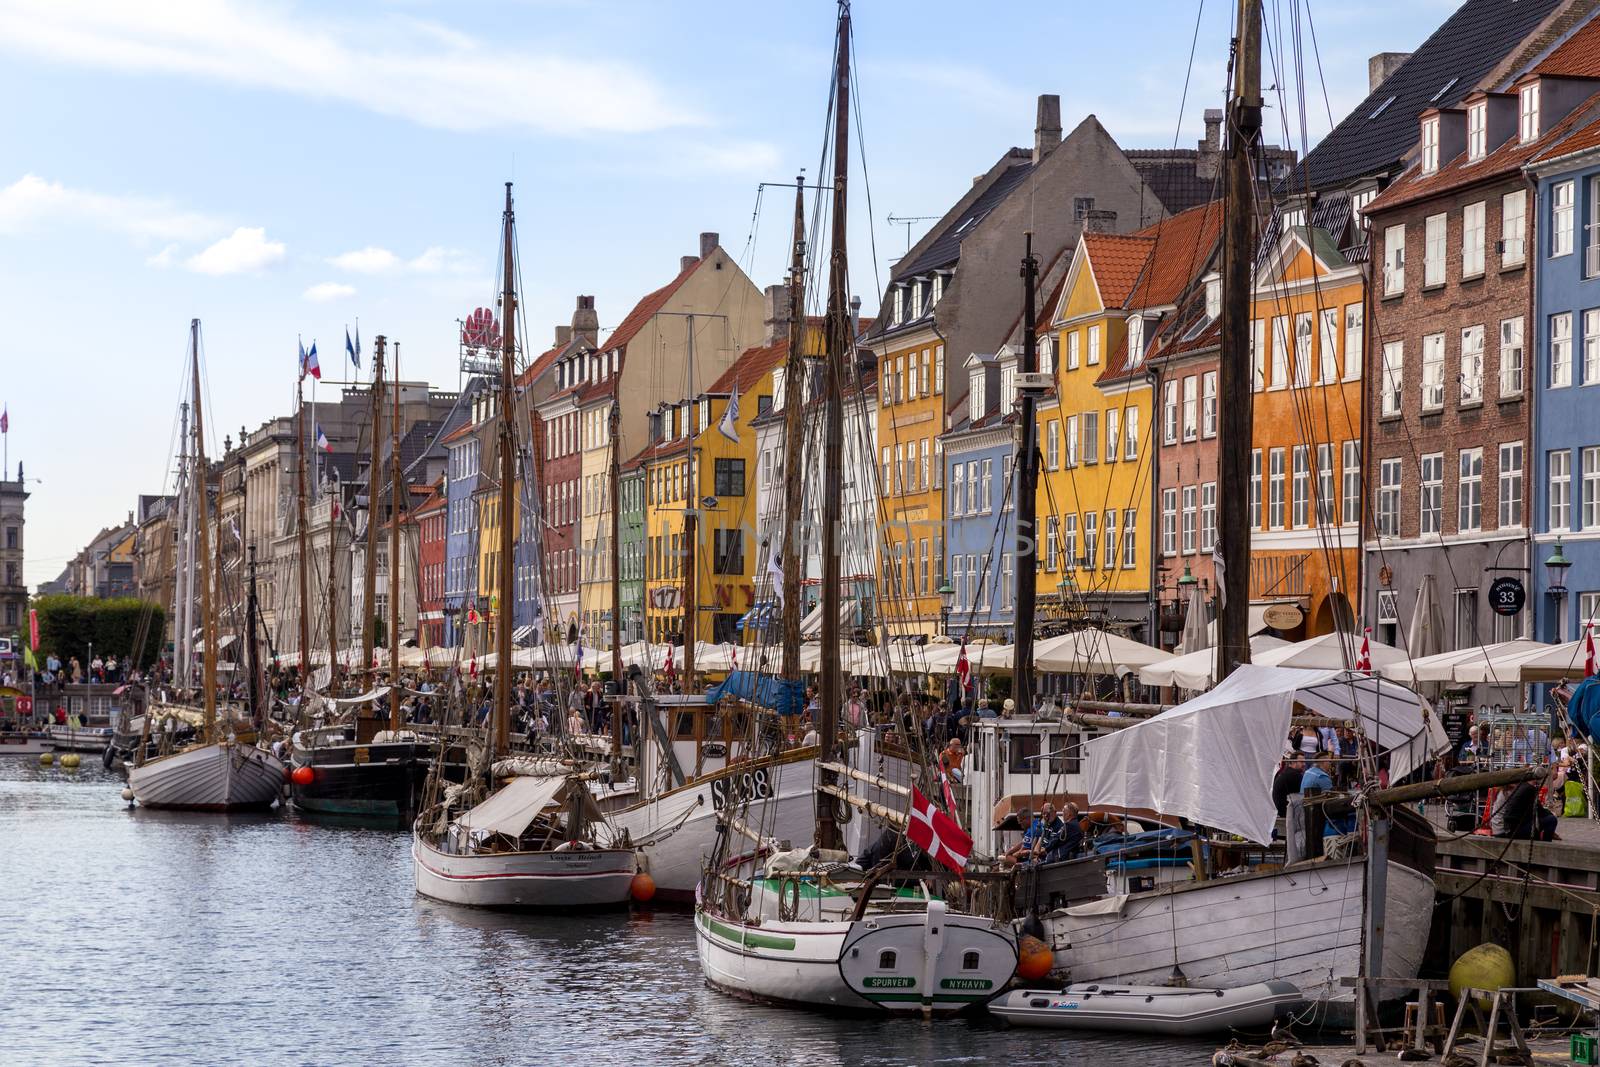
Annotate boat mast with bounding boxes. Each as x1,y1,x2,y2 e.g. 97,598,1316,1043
246,545,262,724
1216,0,1262,681
682,316,698,689
1013,232,1040,713
175,401,192,693
189,319,219,743
325,491,340,692
608,397,623,760
780,174,807,681
295,361,313,686
389,342,403,732
362,336,387,685
816,0,851,854
492,182,518,761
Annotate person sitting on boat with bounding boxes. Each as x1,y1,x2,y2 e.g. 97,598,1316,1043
939,737,965,785
1271,752,1305,819
1499,772,1558,841
1029,805,1068,865
1041,802,1083,862
1002,806,1046,867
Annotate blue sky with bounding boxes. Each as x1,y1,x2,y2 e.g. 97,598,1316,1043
0,0,1457,587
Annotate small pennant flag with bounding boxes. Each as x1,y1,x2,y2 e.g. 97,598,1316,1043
315,424,331,453
0,405,8,434
766,548,784,604
956,639,971,693
906,787,972,874
300,339,321,381
345,326,361,370
1586,624,1596,679
1356,627,1372,673
664,643,676,684
717,385,741,443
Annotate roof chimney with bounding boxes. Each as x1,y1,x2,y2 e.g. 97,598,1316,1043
699,232,720,259
571,294,598,346
763,283,791,347
1368,52,1410,93
1202,108,1223,152
680,255,699,273
1034,94,1062,163
555,325,572,347
1084,208,1118,234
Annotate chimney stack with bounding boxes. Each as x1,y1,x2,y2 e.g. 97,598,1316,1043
680,255,700,273
555,325,572,347
1369,52,1411,92
763,283,791,347
1034,94,1062,163
1084,208,1118,234
571,294,598,346
1196,108,1225,179
699,232,720,259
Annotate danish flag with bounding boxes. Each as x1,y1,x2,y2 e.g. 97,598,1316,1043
906,787,971,874
955,640,971,693
1586,623,1596,679
1355,627,1372,673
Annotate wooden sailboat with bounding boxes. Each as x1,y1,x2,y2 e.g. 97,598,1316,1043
412,183,638,909
128,319,286,810
694,4,1017,1012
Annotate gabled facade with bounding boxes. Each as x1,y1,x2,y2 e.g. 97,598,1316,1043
941,352,1016,639
415,481,446,648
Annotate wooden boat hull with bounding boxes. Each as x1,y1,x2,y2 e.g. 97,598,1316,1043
607,756,820,904
0,731,53,755
1039,855,1433,1012
695,900,1018,1015
412,834,637,910
990,980,1304,1034
127,742,286,811
290,742,431,823
48,726,115,752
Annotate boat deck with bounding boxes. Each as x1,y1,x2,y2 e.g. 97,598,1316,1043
1215,1032,1589,1064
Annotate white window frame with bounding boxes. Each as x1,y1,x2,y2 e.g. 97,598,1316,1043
1585,446,1600,532
1554,180,1576,258
1066,330,1080,370
1460,324,1484,405
1125,407,1139,461
1502,190,1527,266
1318,307,1339,384
1103,510,1117,570
1200,482,1217,552
1499,441,1523,529
1585,308,1600,385
1181,375,1198,442
1201,371,1218,437
1552,449,1573,532
1126,315,1144,367
1467,101,1487,161
1344,304,1363,381
1552,312,1573,389
1291,446,1310,529
1105,407,1120,463
1421,333,1445,412
1293,312,1313,387
1250,449,1262,529
1181,485,1197,555
1123,508,1137,568
1463,201,1485,278
1500,316,1525,397
1377,458,1402,538
1384,224,1406,295
1424,212,1446,287
1520,81,1540,143
1459,447,1483,533
1269,447,1286,530
1087,324,1101,366
1420,116,1439,173
1342,440,1361,527
1163,380,1178,445
1270,316,1289,389
1420,452,1443,535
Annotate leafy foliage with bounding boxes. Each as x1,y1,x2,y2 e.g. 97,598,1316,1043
31,595,165,667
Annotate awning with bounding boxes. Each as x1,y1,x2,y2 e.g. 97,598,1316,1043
1137,634,1290,690
456,775,566,839
800,598,855,639
512,625,535,645
1378,639,1548,685
1253,631,1408,671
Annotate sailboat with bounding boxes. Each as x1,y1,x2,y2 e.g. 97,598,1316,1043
412,183,639,909
694,4,1017,1012
127,320,286,810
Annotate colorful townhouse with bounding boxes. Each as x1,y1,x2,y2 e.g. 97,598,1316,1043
441,378,492,648
1527,36,1600,640
534,354,585,644
941,351,1018,640
618,464,646,645
415,480,446,648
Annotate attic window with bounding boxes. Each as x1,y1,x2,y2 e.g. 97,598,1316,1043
1428,76,1458,105
1204,279,1221,321
1126,316,1145,368
892,287,904,325
1039,335,1054,375
911,279,924,319
1467,102,1487,161
969,368,986,422
1368,95,1396,120
1519,82,1540,143
932,274,944,307
1420,117,1440,174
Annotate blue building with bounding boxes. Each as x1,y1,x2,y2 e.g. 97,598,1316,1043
442,381,491,647
1528,71,1600,642
941,351,1018,640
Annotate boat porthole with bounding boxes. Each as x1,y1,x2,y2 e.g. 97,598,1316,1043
962,951,980,970
1031,999,1049,1009
850,948,859,958
878,950,897,970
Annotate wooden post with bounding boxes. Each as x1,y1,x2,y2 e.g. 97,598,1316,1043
361,337,386,685
781,175,807,681
388,342,403,733
492,182,517,761
1014,232,1040,713
683,314,698,690
609,399,623,763
188,320,219,743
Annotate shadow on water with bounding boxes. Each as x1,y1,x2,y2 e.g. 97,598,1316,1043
0,759,1218,1066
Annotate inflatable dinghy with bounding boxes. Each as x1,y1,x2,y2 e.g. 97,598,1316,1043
990,981,1302,1035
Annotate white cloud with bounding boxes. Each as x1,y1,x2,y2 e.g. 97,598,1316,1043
328,246,399,273
146,244,178,267
185,226,285,275
303,281,355,302
0,0,704,136
0,173,221,241
408,246,473,274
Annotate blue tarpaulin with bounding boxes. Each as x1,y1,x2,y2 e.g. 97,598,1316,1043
705,670,806,716
1567,676,1600,740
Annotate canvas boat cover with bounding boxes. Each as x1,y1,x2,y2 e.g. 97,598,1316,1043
456,775,566,839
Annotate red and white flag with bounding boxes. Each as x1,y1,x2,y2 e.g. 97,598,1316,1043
664,643,676,684
906,787,971,874
1586,624,1596,679
1355,627,1372,672
955,639,971,694
1,405,8,433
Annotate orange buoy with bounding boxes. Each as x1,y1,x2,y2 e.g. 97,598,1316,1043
1015,934,1053,981
291,765,315,787
630,872,657,903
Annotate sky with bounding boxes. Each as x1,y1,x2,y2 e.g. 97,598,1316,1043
0,0,1460,588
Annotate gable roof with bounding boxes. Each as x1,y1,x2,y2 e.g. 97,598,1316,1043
1534,8,1600,78
601,257,700,355
1124,201,1223,310
1291,0,1565,191
895,151,1035,280
1078,233,1154,309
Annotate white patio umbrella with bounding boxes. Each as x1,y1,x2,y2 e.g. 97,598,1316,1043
1138,633,1290,690
1377,639,1547,685
1177,582,1211,657
1452,637,1588,685
1252,631,1407,672
1029,627,1173,675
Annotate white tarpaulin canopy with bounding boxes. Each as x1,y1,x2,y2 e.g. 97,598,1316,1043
1451,637,1586,684
1030,627,1173,675
1138,634,1290,690
455,775,566,839
1378,639,1548,685
1252,631,1409,671
1088,665,1450,845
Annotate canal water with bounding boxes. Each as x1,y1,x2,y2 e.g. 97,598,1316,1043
2,759,1217,1066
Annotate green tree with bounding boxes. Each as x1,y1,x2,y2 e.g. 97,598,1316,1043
32,595,165,667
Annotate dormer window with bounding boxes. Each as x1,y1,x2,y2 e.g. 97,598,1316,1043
969,369,986,422
931,274,944,308
1467,102,1487,161
1281,206,1305,231
1420,116,1439,174
892,287,904,325
910,280,924,319
1126,316,1145,367
1205,278,1221,321
1520,82,1540,143
1039,335,1054,375
1000,363,1016,415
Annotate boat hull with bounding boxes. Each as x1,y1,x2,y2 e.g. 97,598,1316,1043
48,726,115,752
290,742,431,823
990,980,1304,1034
1039,855,1433,1011
127,742,286,811
412,834,637,910
0,732,53,755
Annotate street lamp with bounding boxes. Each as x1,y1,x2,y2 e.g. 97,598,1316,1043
937,582,954,635
1546,538,1573,641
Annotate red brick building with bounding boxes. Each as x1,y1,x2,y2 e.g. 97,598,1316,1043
415,480,447,648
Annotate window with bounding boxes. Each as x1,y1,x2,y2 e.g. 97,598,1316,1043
1317,442,1335,525
1066,330,1080,369
713,529,745,574
1200,482,1217,552
1587,309,1600,384
1205,278,1221,320
1045,515,1059,570
1459,448,1483,532
1271,316,1289,387
1342,441,1361,527
1250,449,1262,529
1463,201,1485,277
1292,446,1310,528
950,460,965,515
1083,511,1097,567
1421,116,1440,174
1551,449,1573,532
1344,304,1363,380
1123,509,1137,568
1181,376,1198,441
1460,324,1484,404
1127,316,1144,366
1065,414,1079,467
713,458,746,497
1455,589,1479,649
1552,312,1573,388
1163,380,1178,444
1000,552,1013,609
1181,485,1197,554
1377,458,1402,537
1038,336,1052,375
999,363,1015,413
1103,510,1118,569
1046,420,1059,470
1499,442,1523,529
1384,224,1406,295
1424,213,1446,287
1503,190,1526,266
1318,308,1339,383
1589,176,1600,277
1063,513,1077,566
1467,101,1487,161
1500,317,1525,397
1269,448,1286,529
1554,180,1576,258
1586,447,1600,531
968,370,986,421
980,458,992,512
1520,81,1540,143
935,345,944,393
1252,319,1266,390
1105,408,1119,462
1082,411,1099,464
1087,324,1101,366
892,288,903,325
1125,407,1139,460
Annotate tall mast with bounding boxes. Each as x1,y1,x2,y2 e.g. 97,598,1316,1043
608,398,623,760
1013,233,1040,713
492,181,517,760
175,401,192,692
324,493,340,691
246,545,262,724
362,336,387,684
295,367,313,684
189,319,219,742
682,316,698,689
1217,0,1262,681
816,0,850,853
389,342,403,731
780,174,808,680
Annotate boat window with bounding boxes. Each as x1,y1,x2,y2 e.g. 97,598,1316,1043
877,950,897,970
1049,733,1082,775
1008,733,1041,774
672,712,696,739
962,951,980,970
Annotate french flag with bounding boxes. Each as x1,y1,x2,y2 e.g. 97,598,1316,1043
300,339,321,381
315,424,331,453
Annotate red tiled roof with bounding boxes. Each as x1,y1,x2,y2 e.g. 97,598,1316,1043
602,257,700,355
626,435,691,468
1124,201,1223,310
1534,15,1600,79
414,483,446,515
1079,233,1152,308
708,339,787,394
518,343,563,388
